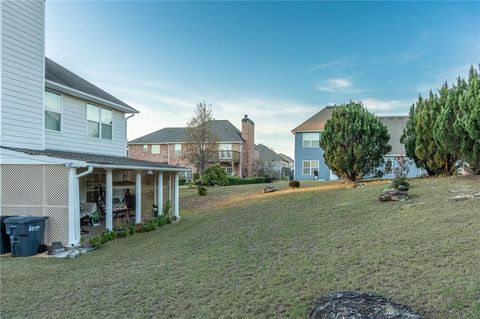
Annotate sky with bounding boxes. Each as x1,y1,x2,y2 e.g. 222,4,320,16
45,1,480,158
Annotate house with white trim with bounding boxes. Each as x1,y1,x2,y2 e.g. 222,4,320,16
291,106,422,181
0,0,186,247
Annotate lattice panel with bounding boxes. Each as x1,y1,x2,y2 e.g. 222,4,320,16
1,164,69,245
44,207,69,244
1,165,43,206
45,166,69,206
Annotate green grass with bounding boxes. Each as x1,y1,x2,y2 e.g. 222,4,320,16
1,176,479,318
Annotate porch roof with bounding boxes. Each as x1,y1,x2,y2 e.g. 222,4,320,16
1,147,188,171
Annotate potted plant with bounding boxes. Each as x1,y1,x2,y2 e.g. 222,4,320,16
91,210,100,226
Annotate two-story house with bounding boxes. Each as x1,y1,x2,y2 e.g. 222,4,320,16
128,115,261,177
0,0,186,248
291,106,422,181
256,144,292,178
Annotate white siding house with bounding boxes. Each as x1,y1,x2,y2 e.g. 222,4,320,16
1,0,45,150
0,0,186,248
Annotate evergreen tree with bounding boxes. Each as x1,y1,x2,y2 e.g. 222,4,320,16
320,102,391,183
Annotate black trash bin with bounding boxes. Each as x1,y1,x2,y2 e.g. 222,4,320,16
1,215,17,254
4,216,49,257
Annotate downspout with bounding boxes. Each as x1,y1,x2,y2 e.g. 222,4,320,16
125,113,136,157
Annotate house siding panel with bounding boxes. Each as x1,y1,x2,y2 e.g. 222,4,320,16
1,0,45,150
293,132,329,181
45,94,127,156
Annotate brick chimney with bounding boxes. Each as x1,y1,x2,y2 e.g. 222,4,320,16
241,114,255,177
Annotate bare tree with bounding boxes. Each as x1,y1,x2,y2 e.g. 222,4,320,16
254,160,281,180
182,102,218,174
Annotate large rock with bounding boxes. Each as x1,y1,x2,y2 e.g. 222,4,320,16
379,189,408,201
310,291,423,319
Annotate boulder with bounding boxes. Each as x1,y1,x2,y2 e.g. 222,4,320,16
310,291,423,319
449,194,473,201
379,189,408,201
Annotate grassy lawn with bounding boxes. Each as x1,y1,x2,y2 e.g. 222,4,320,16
1,177,479,318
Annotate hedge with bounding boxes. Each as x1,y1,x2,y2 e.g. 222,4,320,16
227,177,266,185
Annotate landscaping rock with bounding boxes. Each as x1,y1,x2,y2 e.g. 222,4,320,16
449,194,474,201
309,291,423,319
379,189,408,201
398,185,409,192
263,185,276,193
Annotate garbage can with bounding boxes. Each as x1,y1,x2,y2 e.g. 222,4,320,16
1,215,17,254
4,216,49,257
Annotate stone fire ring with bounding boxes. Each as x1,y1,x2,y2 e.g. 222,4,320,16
309,291,423,319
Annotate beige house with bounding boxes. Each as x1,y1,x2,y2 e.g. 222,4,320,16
128,116,260,177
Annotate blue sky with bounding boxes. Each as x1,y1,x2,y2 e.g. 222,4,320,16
45,1,480,157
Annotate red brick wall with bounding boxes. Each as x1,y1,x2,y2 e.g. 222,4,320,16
241,116,256,177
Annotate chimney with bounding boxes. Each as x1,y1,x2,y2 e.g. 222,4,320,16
241,115,255,177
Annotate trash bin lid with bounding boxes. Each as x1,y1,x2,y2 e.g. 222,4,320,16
4,216,49,224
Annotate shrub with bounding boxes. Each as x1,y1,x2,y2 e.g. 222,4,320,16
202,165,229,186
188,180,195,188
198,186,208,196
289,180,300,188
227,177,266,185
193,172,200,180
179,178,186,185
392,177,409,189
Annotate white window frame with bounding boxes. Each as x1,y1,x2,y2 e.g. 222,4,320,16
219,143,232,159
143,145,149,152
224,167,233,176
302,160,319,175
151,145,160,154
174,144,182,156
86,103,113,140
302,133,320,148
44,90,63,133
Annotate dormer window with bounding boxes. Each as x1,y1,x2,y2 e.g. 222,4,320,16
44,91,62,132
87,103,112,140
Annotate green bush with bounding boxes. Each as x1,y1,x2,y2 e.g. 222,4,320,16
289,180,300,188
202,165,229,186
193,173,200,180
392,177,409,189
198,186,208,196
227,177,266,185
179,178,186,185
188,180,195,188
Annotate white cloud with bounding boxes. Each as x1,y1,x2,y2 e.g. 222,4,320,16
362,98,412,115
315,78,364,93
310,58,351,71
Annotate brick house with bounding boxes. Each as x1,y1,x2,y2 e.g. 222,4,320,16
128,115,260,177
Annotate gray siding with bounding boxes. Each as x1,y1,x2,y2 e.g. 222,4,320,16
45,93,127,156
1,0,45,150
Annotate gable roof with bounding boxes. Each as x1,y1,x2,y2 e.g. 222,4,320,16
129,120,244,144
293,106,409,155
291,106,337,133
45,57,137,113
257,144,286,162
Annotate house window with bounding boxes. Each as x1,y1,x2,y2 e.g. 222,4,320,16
175,144,182,156
302,160,319,175
143,145,148,152
219,144,232,159
87,103,112,140
151,145,160,154
225,167,233,176
44,91,62,131
302,133,320,148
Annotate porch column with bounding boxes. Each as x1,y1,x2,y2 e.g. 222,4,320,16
135,171,142,224
157,172,163,215
174,172,180,220
105,169,113,231
168,172,173,209
68,167,79,246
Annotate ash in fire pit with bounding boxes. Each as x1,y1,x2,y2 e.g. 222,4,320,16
309,291,423,319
